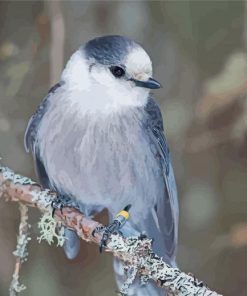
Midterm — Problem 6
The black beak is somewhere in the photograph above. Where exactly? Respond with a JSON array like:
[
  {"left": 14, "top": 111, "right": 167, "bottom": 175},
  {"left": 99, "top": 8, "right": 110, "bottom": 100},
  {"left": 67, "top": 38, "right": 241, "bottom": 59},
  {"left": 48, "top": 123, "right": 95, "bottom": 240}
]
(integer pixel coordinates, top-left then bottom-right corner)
[{"left": 131, "top": 77, "right": 161, "bottom": 89}]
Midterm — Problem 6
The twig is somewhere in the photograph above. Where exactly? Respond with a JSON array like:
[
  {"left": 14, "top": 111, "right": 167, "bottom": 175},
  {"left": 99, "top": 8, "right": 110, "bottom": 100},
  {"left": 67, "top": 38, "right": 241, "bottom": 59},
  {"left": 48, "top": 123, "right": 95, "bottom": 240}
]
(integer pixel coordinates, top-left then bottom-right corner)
[
  {"left": 9, "top": 203, "right": 31, "bottom": 296},
  {"left": 0, "top": 165, "right": 222, "bottom": 296}
]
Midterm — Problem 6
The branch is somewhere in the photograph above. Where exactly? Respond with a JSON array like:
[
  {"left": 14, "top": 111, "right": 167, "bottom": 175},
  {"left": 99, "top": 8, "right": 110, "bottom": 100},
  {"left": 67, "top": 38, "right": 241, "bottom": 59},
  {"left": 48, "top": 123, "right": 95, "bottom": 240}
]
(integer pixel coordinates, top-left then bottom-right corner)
[
  {"left": 9, "top": 203, "right": 30, "bottom": 296},
  {"left": 0, "top": 165, "right": 222, "bottom": 296},
  {"left": 48, "top": 0, "right": 65, "bottom": 86}
]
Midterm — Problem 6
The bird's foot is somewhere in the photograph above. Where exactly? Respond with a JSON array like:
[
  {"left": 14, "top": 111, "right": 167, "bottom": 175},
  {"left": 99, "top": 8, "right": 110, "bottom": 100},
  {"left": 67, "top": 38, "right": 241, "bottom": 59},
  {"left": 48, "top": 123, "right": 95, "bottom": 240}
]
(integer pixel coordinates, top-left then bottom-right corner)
[
  {"left": 51, "top": 196, "right": 80, "bottom": 217},
  {"left": 92, "top": 204, "right": 131, "bottom": 253},
  {"left": 138, "top": 232, "right": 147, "bottom": 240},
  {"left": 92, "top": 220, "right": 122, "bottom": 253}
]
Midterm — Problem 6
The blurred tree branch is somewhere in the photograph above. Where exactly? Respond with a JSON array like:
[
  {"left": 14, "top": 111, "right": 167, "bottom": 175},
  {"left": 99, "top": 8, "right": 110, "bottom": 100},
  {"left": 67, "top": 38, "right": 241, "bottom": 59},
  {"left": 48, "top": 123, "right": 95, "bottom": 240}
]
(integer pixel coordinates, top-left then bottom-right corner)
[
  {"left": 48, "top": 0, "right": 65, "bottom": 86},
  {"left": 187, "top": 51, "right": 247, "bottom": 153},
  {"left": 0, "top": 165, "right": 221, "bottom": 296},
  {"left": 9, "top": 204, "right": 30, "bottom": 296}
]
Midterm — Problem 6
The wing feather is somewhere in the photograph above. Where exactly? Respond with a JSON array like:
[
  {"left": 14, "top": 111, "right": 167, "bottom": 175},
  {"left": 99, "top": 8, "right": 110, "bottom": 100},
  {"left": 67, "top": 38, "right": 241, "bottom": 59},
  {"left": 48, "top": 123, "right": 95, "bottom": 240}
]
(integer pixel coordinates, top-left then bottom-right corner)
[
  {"left": 145, "top": 97, "right": 179, "bottom": 261},
  {"left": 24, "top": 82, "right": 62, "bottom": 152},
  {"left": 24, "top": 82, "right": 62, "bottom": 188}
]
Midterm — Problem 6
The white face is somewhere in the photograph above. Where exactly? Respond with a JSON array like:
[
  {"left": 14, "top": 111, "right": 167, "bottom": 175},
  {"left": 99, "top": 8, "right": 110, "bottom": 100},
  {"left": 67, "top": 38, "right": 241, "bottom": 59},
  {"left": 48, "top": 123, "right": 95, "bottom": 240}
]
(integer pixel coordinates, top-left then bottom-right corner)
[
  {"left": 61, "top": 47, "right": 153, "bottom": 114},
  {"left": 124, "top": 47, "right": 153, "bottom": 81}
]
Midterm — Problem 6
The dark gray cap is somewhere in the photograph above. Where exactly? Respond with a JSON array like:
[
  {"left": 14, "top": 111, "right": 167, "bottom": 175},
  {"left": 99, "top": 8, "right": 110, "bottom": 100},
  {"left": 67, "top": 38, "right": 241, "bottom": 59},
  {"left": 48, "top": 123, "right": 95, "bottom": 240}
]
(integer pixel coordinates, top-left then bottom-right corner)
[{"left": 84, "top": 35, "right": 139, "bottom": 65}]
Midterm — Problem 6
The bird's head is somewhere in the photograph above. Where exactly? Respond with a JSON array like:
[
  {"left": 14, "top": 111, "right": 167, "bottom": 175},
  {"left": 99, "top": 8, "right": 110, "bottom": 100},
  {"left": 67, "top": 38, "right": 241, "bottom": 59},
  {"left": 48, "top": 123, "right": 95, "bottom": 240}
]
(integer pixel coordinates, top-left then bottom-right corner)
[{"left": 61, "top": 35, "right": 161, "bottom": 112}]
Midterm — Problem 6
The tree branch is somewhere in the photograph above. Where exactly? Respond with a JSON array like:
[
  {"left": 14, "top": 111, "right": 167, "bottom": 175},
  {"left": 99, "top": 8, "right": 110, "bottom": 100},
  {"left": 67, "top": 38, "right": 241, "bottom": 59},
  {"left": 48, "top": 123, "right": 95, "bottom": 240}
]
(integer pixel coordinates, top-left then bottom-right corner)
[
  {"left": 48, "top": 0, "right": 65, "bottom": 86},
  {"left": 0, "top": 165, "right": 222, "bottom": 296},
  {"left": 9, "top": 203, "right": 30, "bottom": 296}
]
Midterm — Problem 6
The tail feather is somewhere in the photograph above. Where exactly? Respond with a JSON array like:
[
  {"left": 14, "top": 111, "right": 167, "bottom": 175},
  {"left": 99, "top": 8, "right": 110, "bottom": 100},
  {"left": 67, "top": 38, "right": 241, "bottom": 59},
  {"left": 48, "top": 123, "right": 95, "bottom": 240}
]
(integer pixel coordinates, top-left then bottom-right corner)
[{"left": 63, "top": 228, "right": 80, "bottom": 259}]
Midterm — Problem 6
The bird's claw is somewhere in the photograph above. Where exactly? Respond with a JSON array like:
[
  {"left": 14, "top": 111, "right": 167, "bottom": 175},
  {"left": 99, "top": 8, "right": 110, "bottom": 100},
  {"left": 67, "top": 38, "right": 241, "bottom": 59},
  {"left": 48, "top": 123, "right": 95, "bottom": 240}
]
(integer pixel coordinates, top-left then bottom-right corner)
[
  {"left": 92, "top": 225, "right": 104, "bottom": 237},
  {"left": 99, "top": 227, "right": 111, "bottom": 253},
  {"left": 92, "top": 205, "right": 131, "bottom": 253},
  {"left": 51, "top": 196, "right": 80, "bottom": 217},
  {"left": 51, "top": 199, "right": 64, "bottom": 217},
  {"left": 138, "top": 233, "right": 147, "bottom": 240},
  {"left": 93, "top": 204, "right": 132, "bottom": 253},
  {"left": 92, "top": 221, "right": 124, "bottom": 253},
  {"left": 94, "top": 222, "right": 119, "bottom": 253}
]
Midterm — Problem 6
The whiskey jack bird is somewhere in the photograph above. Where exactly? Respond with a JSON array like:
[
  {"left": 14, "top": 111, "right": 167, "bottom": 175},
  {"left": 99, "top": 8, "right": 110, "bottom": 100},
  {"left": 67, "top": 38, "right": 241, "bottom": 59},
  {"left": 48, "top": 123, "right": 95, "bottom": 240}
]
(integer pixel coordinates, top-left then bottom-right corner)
[{"left": 24, "top": 35, "right": 179, "bottom": 295}]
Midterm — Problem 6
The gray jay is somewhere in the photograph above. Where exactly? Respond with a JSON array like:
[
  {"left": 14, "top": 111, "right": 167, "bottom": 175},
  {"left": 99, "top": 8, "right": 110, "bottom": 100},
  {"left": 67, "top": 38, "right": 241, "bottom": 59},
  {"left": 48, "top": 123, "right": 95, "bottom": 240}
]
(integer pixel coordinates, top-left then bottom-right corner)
[{"left": 24, "top": 35, "right": 179, "bottom": 295}]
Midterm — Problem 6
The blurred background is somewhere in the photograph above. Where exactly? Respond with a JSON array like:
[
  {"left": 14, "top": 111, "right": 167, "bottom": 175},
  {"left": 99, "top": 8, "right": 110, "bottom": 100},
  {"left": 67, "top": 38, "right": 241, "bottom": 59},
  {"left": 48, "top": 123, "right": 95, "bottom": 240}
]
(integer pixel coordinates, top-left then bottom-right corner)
[{"left": 0, "top": 1, "right": 247, "bottom": 295}]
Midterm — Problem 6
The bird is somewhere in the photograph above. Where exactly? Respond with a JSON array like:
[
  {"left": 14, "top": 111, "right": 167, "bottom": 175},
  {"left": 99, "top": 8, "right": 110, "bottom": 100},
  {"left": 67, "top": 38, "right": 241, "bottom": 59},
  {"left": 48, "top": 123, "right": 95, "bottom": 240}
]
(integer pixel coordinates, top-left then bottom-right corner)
[{"left": 24, "top": 35, "right": 179, "bottom": 295}]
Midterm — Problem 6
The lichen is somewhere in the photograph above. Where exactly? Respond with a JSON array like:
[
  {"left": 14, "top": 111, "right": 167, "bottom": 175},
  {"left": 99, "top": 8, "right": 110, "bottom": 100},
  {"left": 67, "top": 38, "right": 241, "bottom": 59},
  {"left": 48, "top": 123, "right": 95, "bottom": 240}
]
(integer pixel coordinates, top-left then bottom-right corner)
[
  {"left": 119, "top": 265, "right": 138, "bottom": 295},
  {"left": 31, "top": 189, "right": 54, "bottom": 209},
  {"left": 0, "top": 166, "right": 36, "bottom": 185},
  {"left": 1, "top": 164, "right": 222, "bottom": 296},
  {"left": 108, "top": 233, "right": 220, "bottom": 296},
  {"left": 0, "top": 167, "right": 65, "bottom": 247},
  {"left": 37, "top": 212, "right": 65, "bottom": 246},
  {"left": 13, "top": 229, "right": 31, "bottom": 262},
  {"left": 9, "top": 204, "right": 30, "bottom": 296},
  {"left": 108, "top": 234, "right": 153, "bottom": 295},
  {"left": 9, "top": 274, "right": 26, "bottom": 295}
]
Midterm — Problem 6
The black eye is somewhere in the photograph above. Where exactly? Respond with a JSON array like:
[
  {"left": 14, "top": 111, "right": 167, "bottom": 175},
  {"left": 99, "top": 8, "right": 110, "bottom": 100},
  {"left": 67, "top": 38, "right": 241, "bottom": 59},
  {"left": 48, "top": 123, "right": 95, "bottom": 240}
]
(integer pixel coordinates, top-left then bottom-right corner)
[{"left": 109, "top": 66, "right": 125, "bottom": 78}]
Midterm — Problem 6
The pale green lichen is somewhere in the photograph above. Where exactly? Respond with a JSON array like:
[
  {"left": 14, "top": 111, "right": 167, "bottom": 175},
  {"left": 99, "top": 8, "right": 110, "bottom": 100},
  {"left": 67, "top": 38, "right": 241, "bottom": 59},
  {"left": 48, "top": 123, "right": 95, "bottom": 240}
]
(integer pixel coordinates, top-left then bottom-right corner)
[
  {"left": 9, "top": 204, "right": 30, "bottom": 296},
  {"left": 31, "top": 189, "right": 54, "bottom": 209},
  {"left": 13, "top": 214, "right": 31, "bottom": 263},
  {"left": 13, "top": 230, "right": 31, "bottom": 262},
  {"left": 9, "top": 274, "right": 26, "bottom": 296},
  {"left": 37, "top": 212, "right": 65, "bottom": 247},
  {"left": 0, "top": 165, "right": 36, "bottom": 186},
  {"left": 0, "top": 166, "right": 65, "bottom": 247}
]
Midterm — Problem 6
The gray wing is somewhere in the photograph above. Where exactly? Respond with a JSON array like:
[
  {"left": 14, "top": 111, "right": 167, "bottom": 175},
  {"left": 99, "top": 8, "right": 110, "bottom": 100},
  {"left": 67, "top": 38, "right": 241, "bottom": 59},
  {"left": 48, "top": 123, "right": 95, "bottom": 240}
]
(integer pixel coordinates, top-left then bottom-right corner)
[
  {"left": 25, "top": 82, "right": 81, "bottom": 259},
  {"left": 145, "top": 97, "right": 179, "bottom": 262},
  {"left": 24, "top": 82, "right": 62, "bottom": 188}
]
